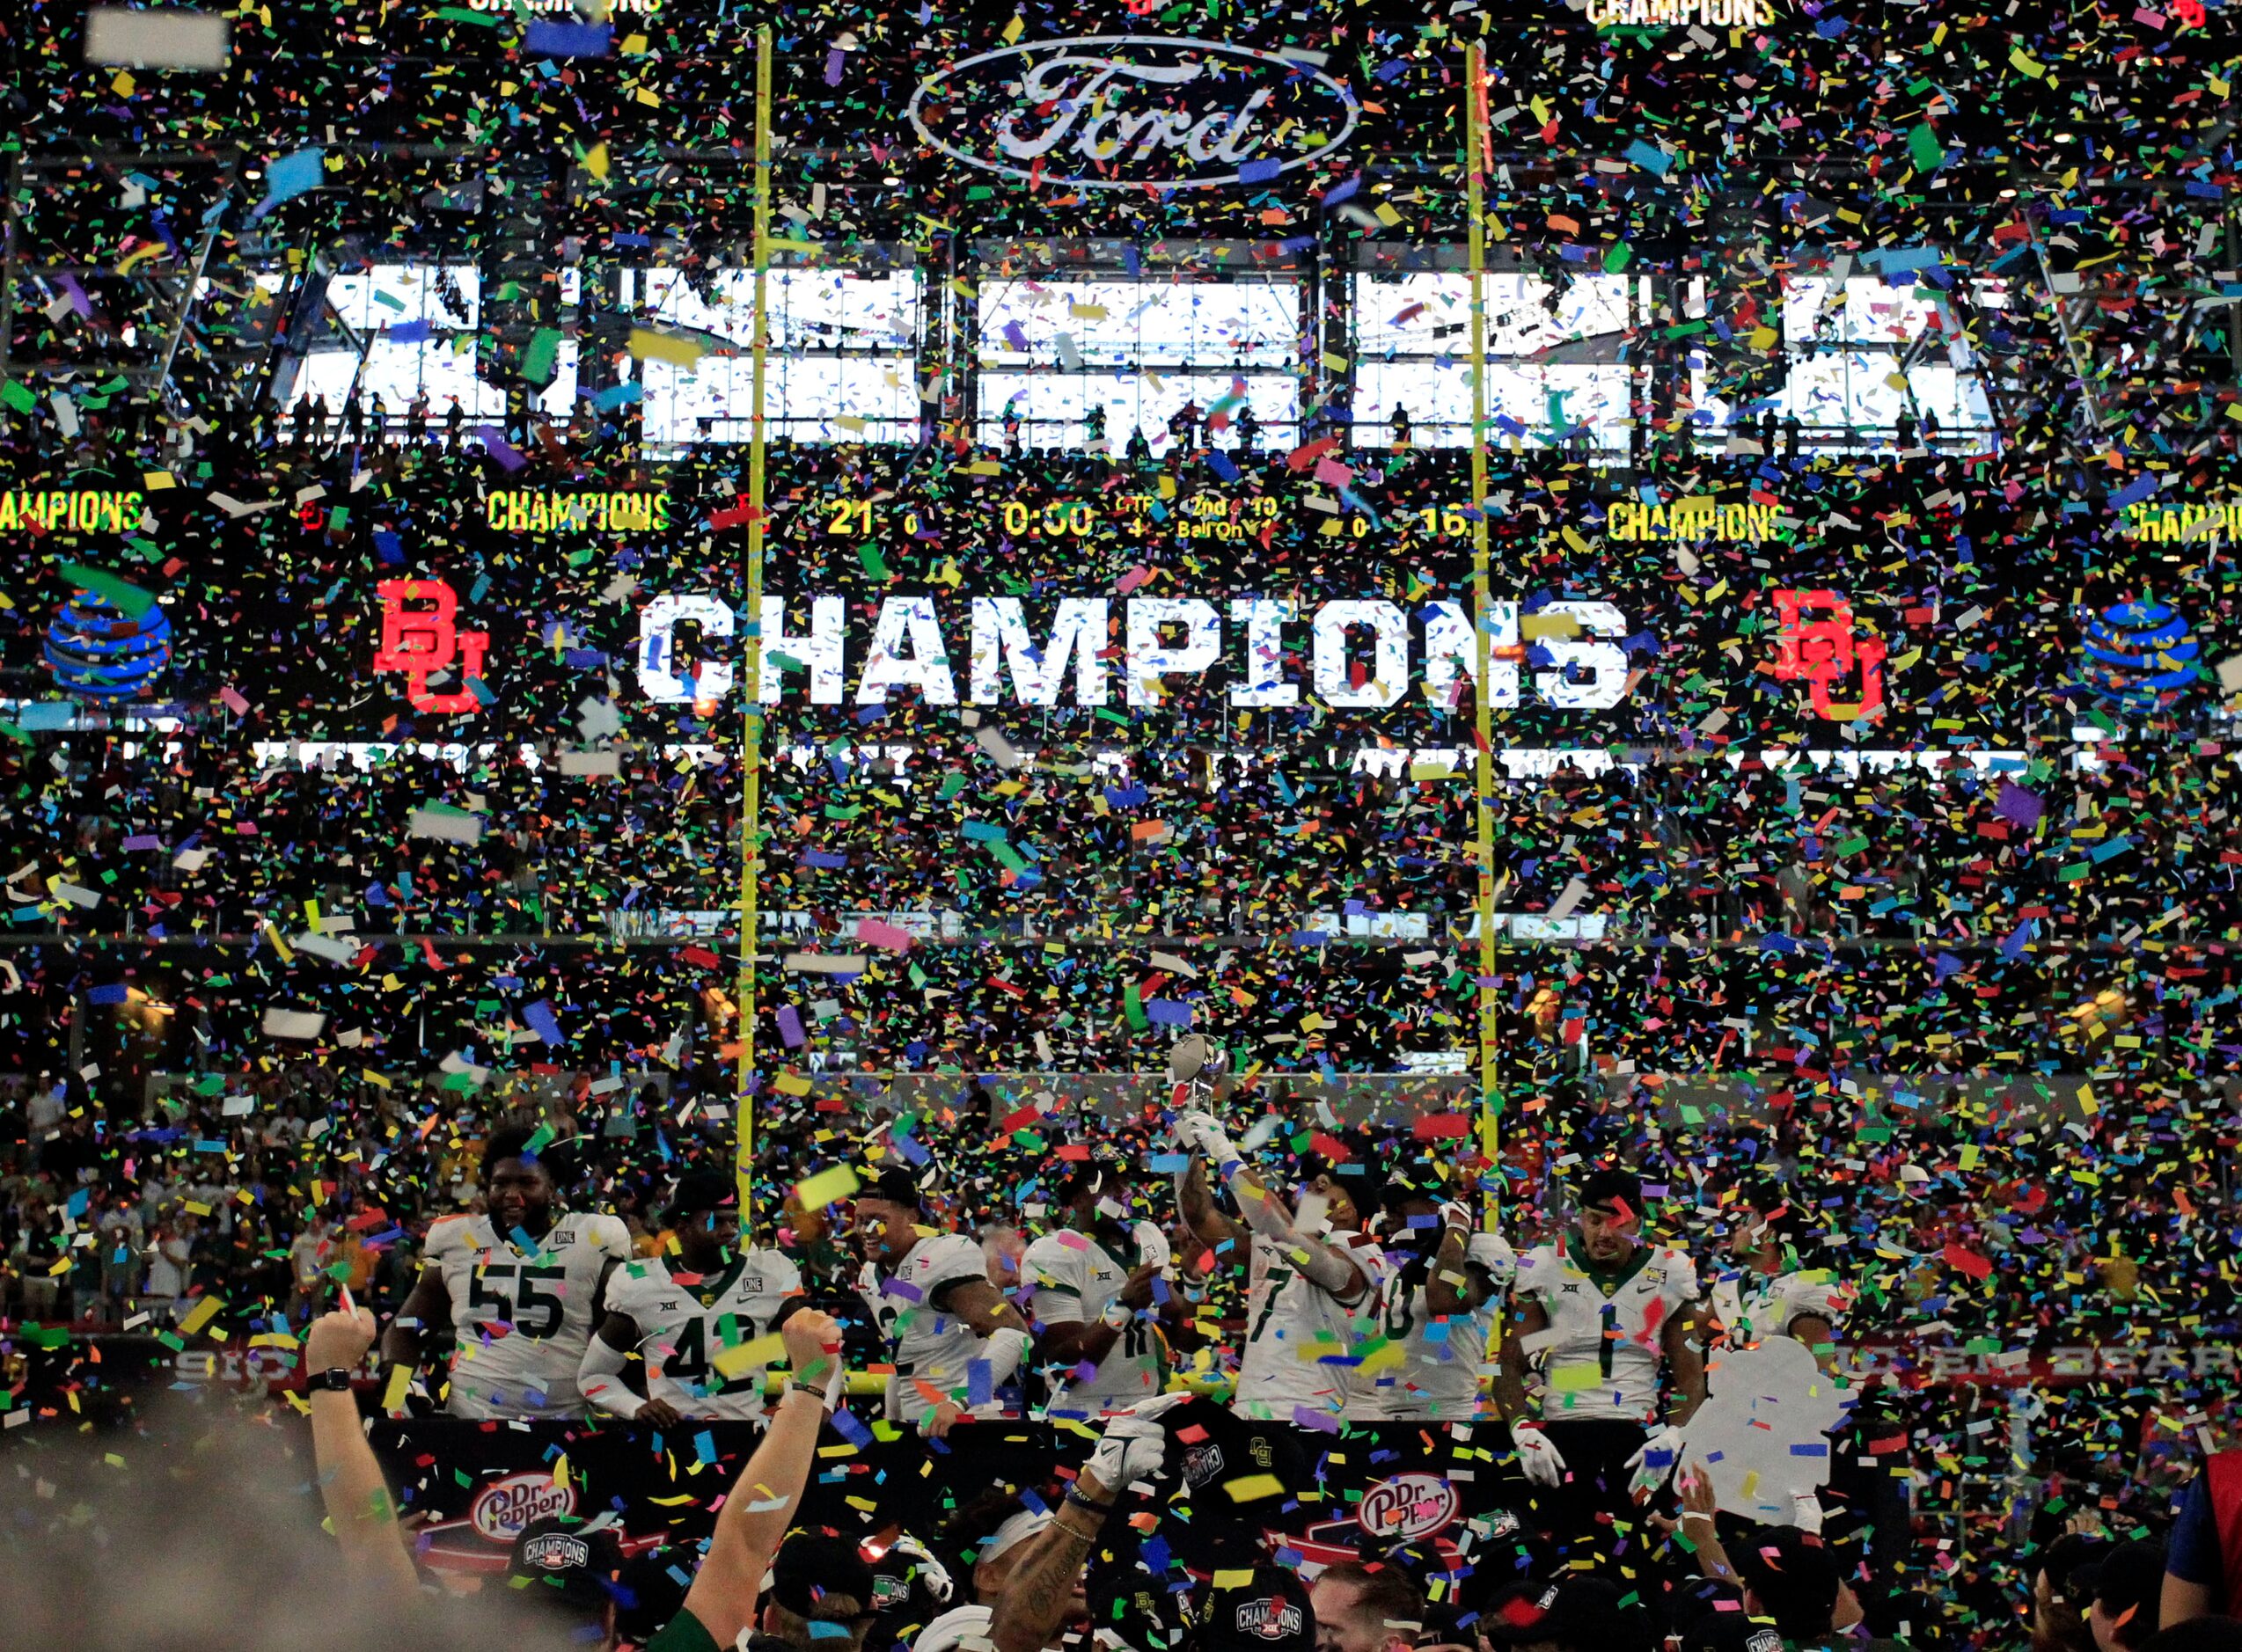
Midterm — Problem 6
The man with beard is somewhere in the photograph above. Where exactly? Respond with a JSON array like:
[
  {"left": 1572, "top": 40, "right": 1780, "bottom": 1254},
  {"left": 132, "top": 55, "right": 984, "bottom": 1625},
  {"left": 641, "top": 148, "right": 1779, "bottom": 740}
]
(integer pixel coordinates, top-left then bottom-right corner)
[
  {"left": 1494, "top": 1166, "right": 1705, "bottom": 1566},
  {"left": 1022, "top": 1158, "right": 1193, "bottom": 1419},
  {"left": 579, "top": 1168, "right": 806, "bottom": 1423},
  {"left": 852, "top": 1166, "right": 1033, "bottom": 1435}
]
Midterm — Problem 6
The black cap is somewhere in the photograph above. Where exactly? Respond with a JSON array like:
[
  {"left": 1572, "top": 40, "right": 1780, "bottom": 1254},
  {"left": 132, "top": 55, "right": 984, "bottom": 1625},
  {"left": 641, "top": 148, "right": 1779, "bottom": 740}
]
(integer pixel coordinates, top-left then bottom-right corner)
[
  {"left": 1191, "top": 1565, "right": 1315, "bottom": 1652},
  {"left": 866, "top": 1166, "right": 927, "bottom": 1211},
  {"left": 665, "top": 1169, "right": 739, "bottom": 1225},
  {"left": 2039, "top": 1533, "right": 2113, "bottom": 1612},
  {"left": 505, "top": 1515, "right": 623, "bottom": 1625},
  {"left": 2090, "top": 1541, "right": 2166, "bottom": 1648},
  {"left": 769, "top": 1530, "right": 878, "bottom": 1622},
  {"left": 1483, "top": 1577, "right": 1657, "bottom": 1652},
  {"left": 1726, "top": 1525, "right": 1842, "bottom": 1641}
]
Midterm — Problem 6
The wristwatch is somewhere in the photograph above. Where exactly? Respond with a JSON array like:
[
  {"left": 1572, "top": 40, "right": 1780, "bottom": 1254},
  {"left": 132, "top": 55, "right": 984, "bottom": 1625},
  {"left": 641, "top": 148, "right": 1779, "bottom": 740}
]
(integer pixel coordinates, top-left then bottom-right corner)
[{"left": 308, "top": 1368, "right": 355, "bottom": 1393}]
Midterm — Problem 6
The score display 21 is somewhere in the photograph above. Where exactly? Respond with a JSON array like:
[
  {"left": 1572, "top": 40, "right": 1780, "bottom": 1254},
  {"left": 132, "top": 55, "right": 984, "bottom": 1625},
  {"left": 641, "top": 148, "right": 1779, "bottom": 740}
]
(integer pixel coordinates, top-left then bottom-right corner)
[{"left": 818, "top": 496, "right": 1473, "bottom": 540}]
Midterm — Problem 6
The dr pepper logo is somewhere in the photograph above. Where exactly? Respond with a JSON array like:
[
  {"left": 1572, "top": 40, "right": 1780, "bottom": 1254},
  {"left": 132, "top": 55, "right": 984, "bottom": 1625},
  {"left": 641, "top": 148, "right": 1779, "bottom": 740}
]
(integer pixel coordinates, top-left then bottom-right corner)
[{"left": 470, "top": 1472, "right": 577, "bottom": 1542}]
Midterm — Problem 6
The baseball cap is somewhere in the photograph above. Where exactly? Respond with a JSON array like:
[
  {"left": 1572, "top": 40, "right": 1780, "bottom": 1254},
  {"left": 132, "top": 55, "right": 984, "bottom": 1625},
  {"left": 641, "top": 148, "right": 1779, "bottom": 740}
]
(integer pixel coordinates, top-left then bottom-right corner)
[
  {"left": 1483, "top": 1576, "right": 1657, "bottom": 1652},
  {"left": 1725, "top": 1525, "right": 1841, "bottom": 1641},
  {"left": 506, "top": 1515, "right": 624, "bottom": 1625},
  {"left": 769, "top": 1530, "right": 878, "bottom": 1622},
  {"left": 2090, "top": 1541, "right": 2167, "bottom": 1647},
  {"left": 665, "top": 1168, "right": 739, "bottom": 1224},
  {"left": 2040, "top": 1533, "right": 2113, "bottom": 1612},
  {"left": 866, "top": 1166, "right": 929, "bottom": 1210},
  {"left": 1191, "top": 1565, "right": 1315, "bottom": 1652}
]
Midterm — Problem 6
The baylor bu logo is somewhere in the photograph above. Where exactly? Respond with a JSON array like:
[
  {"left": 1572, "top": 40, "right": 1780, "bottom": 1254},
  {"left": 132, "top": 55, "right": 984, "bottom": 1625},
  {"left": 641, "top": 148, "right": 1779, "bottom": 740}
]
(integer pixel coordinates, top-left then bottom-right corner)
[
  {"left": 374, "top": 579, "right": 490, "bottom": 715},
  {"left": 907, "top": 36, "right": 1359, "bottom": 190}
]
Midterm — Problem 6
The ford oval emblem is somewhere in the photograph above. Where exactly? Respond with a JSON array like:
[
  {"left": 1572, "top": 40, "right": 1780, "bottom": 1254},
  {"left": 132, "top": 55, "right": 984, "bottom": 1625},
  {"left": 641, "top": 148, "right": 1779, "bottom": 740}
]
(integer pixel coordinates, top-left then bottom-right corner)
[{"left": 905, "top": 35, "right": 1359, "bottom": 191}]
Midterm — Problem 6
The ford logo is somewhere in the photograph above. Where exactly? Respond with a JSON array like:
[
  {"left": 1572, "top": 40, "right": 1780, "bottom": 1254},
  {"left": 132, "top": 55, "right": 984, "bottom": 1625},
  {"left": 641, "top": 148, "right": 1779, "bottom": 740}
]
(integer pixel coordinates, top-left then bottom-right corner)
[
  {"left": 1354, "top": 1471, "right": 1460, "bottom": 1539},
  {"left": 905, "top": 35, "right": 1359, "bottom": 191}
]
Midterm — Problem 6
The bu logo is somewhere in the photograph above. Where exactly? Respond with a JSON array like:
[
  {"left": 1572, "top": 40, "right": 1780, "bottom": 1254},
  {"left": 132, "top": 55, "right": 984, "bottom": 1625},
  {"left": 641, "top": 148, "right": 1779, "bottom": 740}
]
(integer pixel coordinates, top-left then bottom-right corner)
[
  {"left": 1768, "top": 588, "right": 1886, "bottom": 721},
  {"left": 374, "top": 579, "right": 489, "bottom": 714}
]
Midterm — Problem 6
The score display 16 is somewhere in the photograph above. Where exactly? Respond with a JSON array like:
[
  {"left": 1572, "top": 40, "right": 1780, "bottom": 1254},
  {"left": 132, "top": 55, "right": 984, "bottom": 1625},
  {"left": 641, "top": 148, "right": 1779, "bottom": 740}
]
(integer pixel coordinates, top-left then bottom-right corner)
[{"left": 817, "top": 496, "right": 1474, "bottom": 540}]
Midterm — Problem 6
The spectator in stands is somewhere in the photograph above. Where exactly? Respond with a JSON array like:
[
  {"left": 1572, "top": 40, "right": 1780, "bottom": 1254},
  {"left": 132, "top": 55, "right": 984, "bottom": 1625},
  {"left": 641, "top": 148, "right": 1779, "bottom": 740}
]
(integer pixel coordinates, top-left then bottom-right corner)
[
  {"left": 2166, "top": 1454, "right": 2242, "bottom": 1626},
  {"left": 2035, "top": 1534, "right": 2111, "bottom": 1652},
  {"left": 2095, "top": 1542, "right": 2167, "bottom": 1651}
]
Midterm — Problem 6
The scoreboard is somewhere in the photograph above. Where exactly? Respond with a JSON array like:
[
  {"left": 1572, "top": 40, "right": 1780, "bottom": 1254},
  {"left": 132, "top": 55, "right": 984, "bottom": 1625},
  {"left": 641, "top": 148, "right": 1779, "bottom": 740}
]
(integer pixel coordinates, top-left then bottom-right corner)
[{"left": 0, "top": 447, "right": 2098, "bottom": 761}]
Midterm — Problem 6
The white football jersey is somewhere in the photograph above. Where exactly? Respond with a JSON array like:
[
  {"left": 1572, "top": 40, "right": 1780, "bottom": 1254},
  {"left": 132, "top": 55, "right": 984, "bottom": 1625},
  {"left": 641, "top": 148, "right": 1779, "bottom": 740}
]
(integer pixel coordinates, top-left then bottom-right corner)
[
  {"left": 1232, "top": 1228, "right": 1388, "bottom": 1422},
  {"left": 1362, "top": 1232, "right": 1518, "bottom": 1422},
  {"left": 861, "top": 1232, "right": 1002, "bottom": 1423},
  {"left": 425, "top": 1210, "right": 632, "bottom": 1418},
  {"left": 603, "top": 1248, "right": 804, "bottom": 1420},
  {"left": 1710, "top": 1261, "right": 1850, "bottom": 1351},
  {"left": 1514, "top": 1239, "right": 1700, "bottom": 1424},
  {"left": 1024, "top": 1227, "right": 1162, "bottom": 1417}
]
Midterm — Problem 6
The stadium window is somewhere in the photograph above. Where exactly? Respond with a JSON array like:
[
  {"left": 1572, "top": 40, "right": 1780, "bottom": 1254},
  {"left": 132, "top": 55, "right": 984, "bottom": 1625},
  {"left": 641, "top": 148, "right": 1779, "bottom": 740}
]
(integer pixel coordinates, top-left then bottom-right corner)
[
  {"left": 633, "top": 267, "right": 920, "bottom": 447},
  {"left": 285, "top": 264, "right": 573, "bottom": 421},
  {"left": 973, "top": 275, "right": 1301, "bottom": 451},
  {"left": 1685, "top": 272, "right": 1997, "bottom": 455},
  {"left": 1352, "top": 269, "right": 1645, "bottom": 455}
]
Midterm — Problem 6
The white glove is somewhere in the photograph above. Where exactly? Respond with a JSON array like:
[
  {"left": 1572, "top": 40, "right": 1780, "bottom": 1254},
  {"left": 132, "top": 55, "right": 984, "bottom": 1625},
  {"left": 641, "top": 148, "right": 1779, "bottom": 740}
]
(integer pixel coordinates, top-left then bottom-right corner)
[
  {"left": 1512, "top": 1422, "right": 1567, "bottom": 1488},
  {"left": 1133, "top": 1221, "right": 1172, "bottom": 1273},
  {"left": 1438, "top": 1198, "right": 1474, "bottom": 1239},
  {"left": 1177, "top": 1111, "right": 1242, "bottom": 1173},
  {"left": 1790, "top": 1489, "right": 1825, "bottom": 1534},
  {"left": 1626, "top": 1423, "right": 1689, "bottom": 1496},
  {"left": 1085, "top": 1393, "right": 1189, "bottom": 1491},
  {"left": 881, "top": 1532, "right": 955, "bottom": 1604},
  {"left": 1172, "top": 1110, "right": 1217, "bottom": 1155}
]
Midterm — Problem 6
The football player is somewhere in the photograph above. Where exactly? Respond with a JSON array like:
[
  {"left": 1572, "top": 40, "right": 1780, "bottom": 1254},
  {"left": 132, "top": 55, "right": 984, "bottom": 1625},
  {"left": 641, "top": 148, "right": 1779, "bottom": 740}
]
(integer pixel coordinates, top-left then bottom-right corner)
[
  {"left": 380, "top": 1124, "right": 632, "bottom": 1418},
  {"left": 1175, "top": 1108, "right": 1387, "bottom": 1426},
  {"left": 579, "top": 1168, "right": 807, "bottom": 1425},
  {"left": 852, "top": 1166, "right": 1033, "bottom": 1436},
  {"left": 1493, "top": 1167, "right": 1705, "bottom": 1552},
  {"left": 1710, "top": 1175, "right": 1850, "bottom": 1363},
  {"left": 1022, "top": 1159, "right": 1191, "bottom": 1419},
  {"left": 1364, "top": 1175, "right": 1517, "bottom": 1423}
]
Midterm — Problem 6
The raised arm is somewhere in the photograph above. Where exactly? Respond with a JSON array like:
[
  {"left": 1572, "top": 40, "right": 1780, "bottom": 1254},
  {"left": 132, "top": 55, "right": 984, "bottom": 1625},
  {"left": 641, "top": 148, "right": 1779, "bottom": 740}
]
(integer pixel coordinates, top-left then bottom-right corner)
[
  {"left": 1425, "top": 1203, "right": 1500, "bottom": 1317},
  {"left": 1491, "top": 1296, "right": 1548, "bottom": 1422},
  {"left": 674, "top": 1309, "right": 845, "bottom": 1648},
  {"left": 988, "top": 1399, "right": 1180, "bottom": 1652},
  {"left": 1663, "top": 1299, "right": 1707, "bottom": 1426},
  {"left": 304, "top": 1306, "right": 421, "bottom": 1606},
  {"left": 1180, "top": 1115, "right": 1366, "bottom": 1303},
  {"left": 1176, "top": 1154, "right": 1242, "bottom": 1253},
  {"left": 377, "top": 1263, "right": 451, "bottom": 1411}
]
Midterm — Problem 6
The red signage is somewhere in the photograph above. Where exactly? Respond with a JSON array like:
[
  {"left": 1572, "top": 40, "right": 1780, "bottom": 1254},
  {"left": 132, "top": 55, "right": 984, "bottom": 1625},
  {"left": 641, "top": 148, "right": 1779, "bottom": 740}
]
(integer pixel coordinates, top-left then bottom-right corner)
[{"left": 373, "top": 579, "right": 489, "bottom": 715}]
